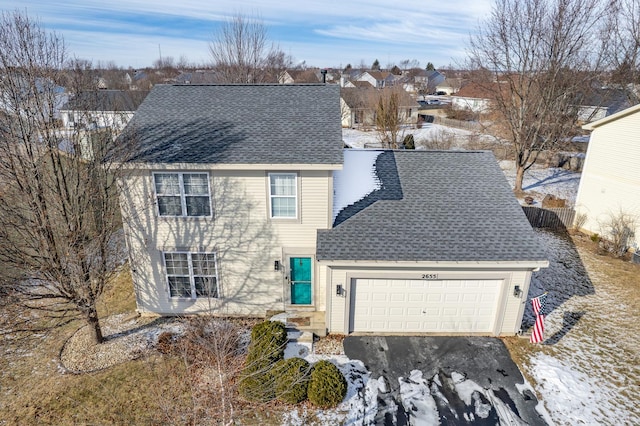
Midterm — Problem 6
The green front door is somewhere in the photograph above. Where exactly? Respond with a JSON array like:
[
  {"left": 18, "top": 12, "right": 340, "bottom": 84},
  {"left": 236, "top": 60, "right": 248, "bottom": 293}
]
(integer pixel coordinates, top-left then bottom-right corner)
[{"left": 290, "top": 257, "right": 312, "bottom": 305}]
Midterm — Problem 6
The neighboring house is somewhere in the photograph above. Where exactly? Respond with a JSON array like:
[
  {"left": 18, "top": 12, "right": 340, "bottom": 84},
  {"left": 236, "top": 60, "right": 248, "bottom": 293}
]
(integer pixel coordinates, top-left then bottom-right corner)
[
  {"left": 175, "top": 70, "right": 219, "bottom": 85},
  {"left": 576, "top": 87, "right": 631, "bottom": 123},
  {"left": 0, "top": 76, "right": 67, "bottom": 121},
  {"left": 436, "top": 78, "right": 463, "bottom": 95},
  {"left": 343, "top": 80, "right": 375, "bottom": 89},
  {"left": 414, "top": 69, "right": 446, "bottom": 93},
  {"left": 340, "top": 87, "right": 419, "bottom": 128},
  {"left": 279, "top": 69, "right": 321, "bottom": 84},
  {"left": 356, "top": 71, "right": 395, "bottom": 89},
  {"left": 575, "top": 104, "right": 640, "bottom": 250},
  {"left": 119, "top": 83, "right": 547, "bottom": 336},
  {"left": 451, "top": 82, "right": 496, "bottom": 113},
  {"left": 60, "top": 90, "right": 149, "bottom": 130}
]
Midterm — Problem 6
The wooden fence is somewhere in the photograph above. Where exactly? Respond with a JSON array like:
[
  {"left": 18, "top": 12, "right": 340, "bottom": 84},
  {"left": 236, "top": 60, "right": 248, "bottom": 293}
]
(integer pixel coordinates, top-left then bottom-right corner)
[
  {"left": 433, "top": 116, "right": 482, "bottom": 132},
  {"left": 522, "top": 206, "right": 576, "bottom": 230}
]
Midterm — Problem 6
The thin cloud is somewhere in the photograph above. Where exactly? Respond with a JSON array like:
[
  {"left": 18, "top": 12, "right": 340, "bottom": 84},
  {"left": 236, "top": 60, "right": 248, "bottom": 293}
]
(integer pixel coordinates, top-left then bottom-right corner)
[{"left": 2, "top": 0, "right": 492, "bottom": 68}]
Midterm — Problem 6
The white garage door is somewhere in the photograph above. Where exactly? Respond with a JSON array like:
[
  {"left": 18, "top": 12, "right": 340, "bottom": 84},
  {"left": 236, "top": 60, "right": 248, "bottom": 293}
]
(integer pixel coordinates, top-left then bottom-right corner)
[{"left": 350, "top": 278, "right": 502, "bottom": 333}]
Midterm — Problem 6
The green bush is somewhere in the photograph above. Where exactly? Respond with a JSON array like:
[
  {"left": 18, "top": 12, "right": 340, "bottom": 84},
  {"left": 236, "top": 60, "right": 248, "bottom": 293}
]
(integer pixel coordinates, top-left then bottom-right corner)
[
  {"left": 238, "top": 370, "right": 276, "bottom": 402},
  {"left": 590, "top": 233, "right": 600, "bottom": 243},
  {"left": 273, "top": 357, "right": 312, "bottom": 404},
  {"left": 403, "top": 134, "right": 415, "bottom": 150},
  {"left": 245, "top": 321, "right": 287, "bottom": 370},
  {"left": 238, "top": 321, "right": 288, "bottom": 402},
  {"left": 307, "top": 360, "right": 347, "bottom": 408}
]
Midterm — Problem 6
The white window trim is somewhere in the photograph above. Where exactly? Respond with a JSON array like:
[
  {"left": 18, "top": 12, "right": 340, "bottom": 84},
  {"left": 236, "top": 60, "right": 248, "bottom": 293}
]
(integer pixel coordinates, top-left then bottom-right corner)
[
  {"left": 153, "top": 172, "right": 213, "bottom": 218},
  {"left": 268, "top": 172, "right": 298, "bottom": 219},
  {"left": 163, "top": 251, "right": 220, "bottom": 299}
]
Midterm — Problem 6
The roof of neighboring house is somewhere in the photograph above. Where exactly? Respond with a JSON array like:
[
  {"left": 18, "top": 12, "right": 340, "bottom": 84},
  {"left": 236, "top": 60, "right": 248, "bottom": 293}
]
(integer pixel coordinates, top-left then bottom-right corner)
[
  {"left": 61, "top": 90, "right": 149, "bottom": 112},
  {"left": 341, "top": 87, "right": 419, "bottom": 109},
  {"left": 578, "top": 87, "right": 631, "bottom": 115},
  {"left": 124, "top": 84, "right": 343, "bottom": 165},
  {"left": 582, "top": 102, "right": 640, "bottom": 130},
  {"left": 359, "top": 71, "right": 393, "bottom": 81},
  {"left": 349, "top": 80, "right": 375, "bottom": 88},
  {"left": 282, "top": 69, "right": 321, "bottom": 83},
  {"left": 316, "top": 150, "right": 547, "bottom": 262},
  {"left": 453, "top": 82, "right": 497, "bottom": 100},
  {"left": 175, "top": 70, "right": 219, "bottom": 84}
]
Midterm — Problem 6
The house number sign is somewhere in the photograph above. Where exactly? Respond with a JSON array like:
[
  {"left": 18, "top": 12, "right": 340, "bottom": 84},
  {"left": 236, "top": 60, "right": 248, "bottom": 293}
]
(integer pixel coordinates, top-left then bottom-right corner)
[{"left": 421, "top": 274, "right": 439, "bottom": 280}]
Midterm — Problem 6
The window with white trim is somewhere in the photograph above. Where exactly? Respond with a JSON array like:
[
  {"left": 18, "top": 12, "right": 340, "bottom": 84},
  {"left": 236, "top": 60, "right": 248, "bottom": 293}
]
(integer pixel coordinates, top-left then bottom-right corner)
[
  {"left": 269, "top": 173, "right": 297, "bottom": 218},
  {"left": 154, "top": 172, "right": 211, "bottom": 217},
  {"left": 163, "top": 252, "right": 219, "bottom": 298}
]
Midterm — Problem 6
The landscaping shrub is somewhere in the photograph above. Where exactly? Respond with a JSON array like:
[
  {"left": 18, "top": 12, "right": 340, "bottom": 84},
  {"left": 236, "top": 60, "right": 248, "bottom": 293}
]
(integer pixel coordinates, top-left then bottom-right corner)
[
  {"left": 239, "top": 320, "right": 288, "bottom": 402},
  {"left": 237, "top": 369, "right": 276, "bottom": 402},
  {"left": 273, "top": 357, "right": 312, "bottom": 404},
  {"left": 403, "top": 134, "right": 415, "bottom": 150},
  {"left": 307, "top": 360, "right": 347, "bottom": 408},
  {"left": 245, "top": 321, "right": 287, "bottom": 370}
]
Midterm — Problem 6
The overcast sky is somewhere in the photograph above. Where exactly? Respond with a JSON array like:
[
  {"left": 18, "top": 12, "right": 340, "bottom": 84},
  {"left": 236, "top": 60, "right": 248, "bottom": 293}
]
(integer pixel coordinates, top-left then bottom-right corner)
[{"left": 2, "top": 1, "right": 493, "bottom": 69}]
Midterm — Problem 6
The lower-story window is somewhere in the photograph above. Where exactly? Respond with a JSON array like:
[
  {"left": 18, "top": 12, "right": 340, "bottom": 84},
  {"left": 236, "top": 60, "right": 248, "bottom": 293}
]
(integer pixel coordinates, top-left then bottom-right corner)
[{"left": 163, "top": 252, "right": 219, "bottom": 298}]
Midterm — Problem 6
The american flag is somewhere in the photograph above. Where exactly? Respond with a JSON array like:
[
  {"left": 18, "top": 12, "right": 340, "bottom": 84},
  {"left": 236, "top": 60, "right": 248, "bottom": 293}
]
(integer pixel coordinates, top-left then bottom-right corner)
[{"left": 530, "top": 293, "right": 548, "bottom": 344}]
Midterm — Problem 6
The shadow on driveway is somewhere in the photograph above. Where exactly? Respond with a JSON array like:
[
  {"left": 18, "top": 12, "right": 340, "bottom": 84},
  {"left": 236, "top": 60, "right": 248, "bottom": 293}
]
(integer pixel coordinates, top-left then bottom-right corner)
[{"left": 344, "top": 336, "right": 547, "bottom": 425}]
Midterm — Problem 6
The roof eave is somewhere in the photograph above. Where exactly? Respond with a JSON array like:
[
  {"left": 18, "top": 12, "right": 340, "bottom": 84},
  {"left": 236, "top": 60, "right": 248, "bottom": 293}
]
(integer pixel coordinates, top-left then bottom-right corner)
[
  {"left": 121, "top": 162, "right": 344, "bottom": 171},
  {"left": 316, "top": 259, "right": 549, "bottom": 269}
]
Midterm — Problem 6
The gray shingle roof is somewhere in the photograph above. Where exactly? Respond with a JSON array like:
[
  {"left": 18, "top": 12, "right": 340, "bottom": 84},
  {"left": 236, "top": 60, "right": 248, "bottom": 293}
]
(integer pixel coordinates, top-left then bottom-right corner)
[
  {"left": 316, "top": 150, "right": 547, "bottom": 262},
  {"left": 62, "top": 90, "right": 149, "bottom": 112},
  {"left": 124, "top": 84, "right": 343, "bottom": 165}
]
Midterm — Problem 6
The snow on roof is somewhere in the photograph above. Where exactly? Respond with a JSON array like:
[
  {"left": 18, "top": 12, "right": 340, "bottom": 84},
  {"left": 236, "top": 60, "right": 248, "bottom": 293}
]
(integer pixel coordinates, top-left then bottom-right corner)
[{"left": 332, "top": 149, "right": 382, "bottom": 221}]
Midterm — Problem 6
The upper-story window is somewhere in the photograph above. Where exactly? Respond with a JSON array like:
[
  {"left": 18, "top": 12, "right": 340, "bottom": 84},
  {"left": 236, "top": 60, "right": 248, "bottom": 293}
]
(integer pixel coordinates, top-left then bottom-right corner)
[
  {"left": 154, "top": 172, "right": 211, "bottom": 217},
  {"left": 269, "top": 173, "right": 297, "bottom": 219}
]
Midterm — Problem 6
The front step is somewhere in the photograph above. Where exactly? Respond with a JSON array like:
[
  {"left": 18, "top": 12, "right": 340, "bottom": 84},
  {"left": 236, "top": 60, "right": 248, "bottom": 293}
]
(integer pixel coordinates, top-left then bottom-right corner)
[
  {"left": 286, "top": 328, "right": 314, "bottom": 357},
  {"left": 268, "top": 311, "right": 327, "bottom": 337}
]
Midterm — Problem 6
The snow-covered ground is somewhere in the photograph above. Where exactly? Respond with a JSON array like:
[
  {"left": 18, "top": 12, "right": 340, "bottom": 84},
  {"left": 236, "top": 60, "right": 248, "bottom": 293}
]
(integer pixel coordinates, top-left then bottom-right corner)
[
  {"left": 342, "top": 123, "right": 489, "bottom": 150},
  {"left": 500, "top": 161, "right": 581, "bottom": 206}
]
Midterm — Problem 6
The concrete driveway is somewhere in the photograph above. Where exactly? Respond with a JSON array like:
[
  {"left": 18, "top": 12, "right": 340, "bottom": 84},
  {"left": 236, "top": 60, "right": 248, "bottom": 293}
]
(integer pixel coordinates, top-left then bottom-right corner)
[{"left": 343, "top": 336, "right": 546, "bottom": 425}]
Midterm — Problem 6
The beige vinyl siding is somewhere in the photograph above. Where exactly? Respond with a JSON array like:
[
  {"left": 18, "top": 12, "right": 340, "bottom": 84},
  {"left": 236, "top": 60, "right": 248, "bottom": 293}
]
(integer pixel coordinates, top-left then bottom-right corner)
[
  {"left": 272, "top": 170, "right": 333, "bottom": 248},
  {"left": 324, "top": 264, "right": 534, "bottom": 336},
  {"left": 120, "top": 167, "right": 332, "bottom": 316},
  {"left": 499, "top": 270, "right": 532, "bottom": 335},
  {"left": 576, "top": 110, "right": 640, "bottom": 246}
]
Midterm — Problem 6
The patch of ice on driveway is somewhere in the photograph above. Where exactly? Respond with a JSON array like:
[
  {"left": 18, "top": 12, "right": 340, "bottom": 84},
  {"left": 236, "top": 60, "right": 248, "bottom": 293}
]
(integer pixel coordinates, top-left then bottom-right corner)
[{"left": 398, "top": 370, "right": 440, "bottom": 426}]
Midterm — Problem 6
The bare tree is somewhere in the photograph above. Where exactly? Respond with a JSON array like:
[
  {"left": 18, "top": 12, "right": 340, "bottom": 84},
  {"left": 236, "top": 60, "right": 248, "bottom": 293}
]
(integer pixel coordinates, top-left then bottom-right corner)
[
  {"left": 372, "top": 86, "right": 414, "bottom": 148},
  {"left": 209, "top": 13, "right": 288, "bottom": 83},
  {"left": 605, "top": 0, "right": 640, "bottom": 104},
  {"left": 467, "top": 0, "right": 609, "bottom": 192},
  {"left": 0, "top": 11, "right": 134, "bottom": 344}
]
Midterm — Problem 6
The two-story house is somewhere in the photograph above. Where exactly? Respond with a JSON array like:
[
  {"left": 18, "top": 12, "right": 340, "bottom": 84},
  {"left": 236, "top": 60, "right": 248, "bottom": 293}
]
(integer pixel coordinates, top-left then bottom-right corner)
[{"left": 119, "top": 84, "right": 547, "bottom": 336}]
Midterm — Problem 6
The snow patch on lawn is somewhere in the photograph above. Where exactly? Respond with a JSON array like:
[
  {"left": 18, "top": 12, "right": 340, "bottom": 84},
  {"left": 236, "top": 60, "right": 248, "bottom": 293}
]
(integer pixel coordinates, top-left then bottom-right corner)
[
  {"left": 499, "top": 160, "right": 581, "bottom": 205},
  {"left": 530, "top": 353, "right": 604, "bottom": 424}
]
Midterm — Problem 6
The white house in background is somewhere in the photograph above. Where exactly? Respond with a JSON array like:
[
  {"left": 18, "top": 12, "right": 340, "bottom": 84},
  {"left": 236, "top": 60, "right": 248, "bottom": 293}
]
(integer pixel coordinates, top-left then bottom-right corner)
[
  {"left": 60, "top": 90, "right": 148, "bottom": 131},
  {"left": 119, "top": 83, "right": 547, "bottom": 337},
  {"left": 356, "top": 71, "right": 395, "bottom": 89},
  {"left": 451, "top": 82, "right": 495, "bottom": 114},
  {"left": 575, "top": 104, "right": 640, "bottom": 250}
]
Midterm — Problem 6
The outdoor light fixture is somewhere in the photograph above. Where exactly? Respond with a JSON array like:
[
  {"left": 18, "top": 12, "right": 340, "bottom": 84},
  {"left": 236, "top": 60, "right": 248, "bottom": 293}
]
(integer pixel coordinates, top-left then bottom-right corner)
[
  {"left": 336, "top": 284, "right": 344, "bottom": 296},
  {"left": 274, "top": 260, "right": 280, "bottom": 271},
  {"left": 513, "top": 285, "right": 522, "bottom": 298}
]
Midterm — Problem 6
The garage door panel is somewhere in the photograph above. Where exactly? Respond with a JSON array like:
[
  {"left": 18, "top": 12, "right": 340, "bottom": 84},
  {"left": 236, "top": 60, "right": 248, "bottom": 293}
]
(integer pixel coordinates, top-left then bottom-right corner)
[{"left": 351, "top": 278, "right": 502, "bottom": 333}]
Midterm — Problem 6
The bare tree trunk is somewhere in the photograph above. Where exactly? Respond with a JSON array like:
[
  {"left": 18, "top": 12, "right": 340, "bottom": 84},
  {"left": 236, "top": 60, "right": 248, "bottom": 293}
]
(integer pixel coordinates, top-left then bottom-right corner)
[
  {"left": 515, "top": 164, "right": 526, "bottom": 193},
  {"left": 86, "top": 307, "right": 104, "bottom": 344}
]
